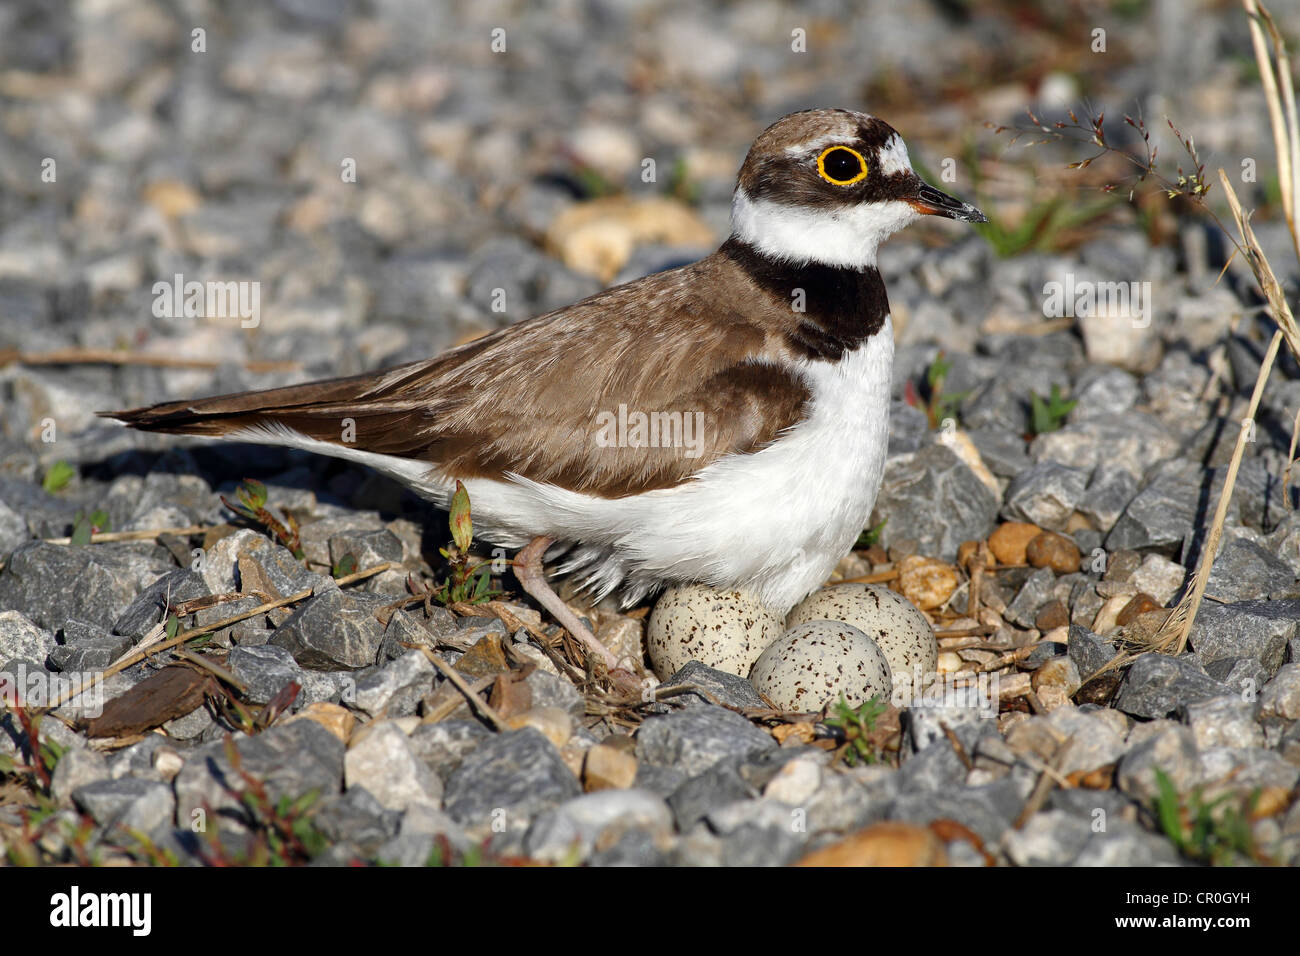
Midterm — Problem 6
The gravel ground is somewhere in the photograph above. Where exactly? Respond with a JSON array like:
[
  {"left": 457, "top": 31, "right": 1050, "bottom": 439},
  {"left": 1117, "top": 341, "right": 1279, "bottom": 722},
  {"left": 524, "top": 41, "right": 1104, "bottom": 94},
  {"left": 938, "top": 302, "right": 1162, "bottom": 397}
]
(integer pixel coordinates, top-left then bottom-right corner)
[{"left": 1, "top": 0, "right": 1299, "bottom": 866}]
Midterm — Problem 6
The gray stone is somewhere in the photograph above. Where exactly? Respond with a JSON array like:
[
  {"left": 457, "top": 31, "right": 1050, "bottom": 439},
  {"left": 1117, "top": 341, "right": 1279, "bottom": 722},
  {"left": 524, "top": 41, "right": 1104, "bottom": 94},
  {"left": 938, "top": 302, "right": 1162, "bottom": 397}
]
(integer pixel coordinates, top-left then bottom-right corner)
[
  {"left": 1032, "top": 413, "right": 1179, "bottom": 478},
  {"left": 1129, "top": 554, "right": 1187, "bottom": 606},
  {"left": 194, "top": 595, "right": 267, "bottom": 642},
  {"left": 1070, "top": 367, "right": 1140, "bottom": 420},
  {"left": 442, "top": 728, "right": 581, "bottom": 833},
  {"left": 112, "top": 568, "right": 209, "bottom": 641},
  {"left": 1073, "top": 818, "right": 1182, "bottom": 866},
  {"left": 899, "top": 721, "right": 999, "bottom": 793},
  {"left": 666, "top": 756, "right": 758, "bottom": 830},
  {"left": 870, "top": 444, "right": 999, "bottom": 558},
  {"left": 345, "top": 721, "right": 442, "bottom": 812},
  {"left": 524, "top": 789, "right": 673, "bottom": 864},
  {"left": 1259, "top": 663, "right": 1300, "bottom": 721},
  {"left": 328, "top": 528, "right": 402, "bottom": 571},
  {"left": 50, "top": 746, "right": 110, "bottom": 806},
  {"left": 1077, "top": 467, "right": 1139, "bottom": 533},
  {"left": 887, "top": 785, "right": 1014, "bottom": 845},
  {"left": 1005, "top": 567, "right": 1057, "bottom": 628},
  {"left": 1187, "top": 599, "right": 1297, "bottom": 677},
  {"left": 237, "top": 539, "right": 332, "bottom": 599},
  {"left": 353, "top": 649, "right": 434, "bottom": 718},
  {"left": 967, "top": 427, "right": 1030, "bottom": 479},
  {"left": 48, "top": 620, "right": 131, "bottom": 672},
  {"left": 0, "top": 610, "right": 56, "bottom": 665},
  {"left": 636, "top": 707, "right": 775, "bottom": 776},
  {"left": 633, "top": 763, "right": 689, "bottom": 799},
  {"left": 1198, "top": 746, "right": 1299, "bottom": 795},
  {"left": 904, "top": 696, "right": 999, "bottom": 754},
  {"left": 588, "top": 828, "right": 672, "bottom": 866},
  {"left": 661, "top": 661, "right": 767, "bottom": 710},
  {"left": 706, "top": 800, "right": 811, "bottom": 866},
  {"left": 0, "top": 498, "right": 31, "bottom": 560},
  {"left": 1045, "top": 707, "right": 1128, "bottom": 776},
  {"left": 524, "top": 669, "right": 585, "bottom": 718},
  {"left": 1117, "top": 723, "right": 1200, "bottom": 802},
  {"left": 311, "top": 786, "right": 401, "bottom": 857},
  {"left": 1107, "top": 464, "right": 1219, "bottom": 551},
  {"left": 1182, "top": 695, "right": 1263, "bottom": 750},
  {"left": 376, "top": 608, "right": 428, "bottom": 663},
  {"left": 1203, "top": 657, "right": 1270, "bottom": 701},
  {"left": 1003, "top": 809, "right": 1093, "bottom": 865},
  {"left": 376, "top": 799, "right": 471, "bottom": 866},
  {"left": 1068, "top": 624, "right": 1117, "bottom": 680},
  {"left": 72, "top": 777, "right": 175, "bottom": 834},
  {"left": 409, "top": 720, "right": 492, "bottom": 781},
  {"left": 162, "top": 705, "right": 214, "bottom": 741},
  {"left": 1202, "top": 537, "right": 1297, "bottom": 603},
  {"left": 228, "top": 644, "right": 303, "bottom": 705},
  {"left": 1002, "top": 461, "right": 1088, "bottom": 531},
  {"left": 1114, "top": 653, "right": 1232, "bottom": 719},
  {"left": 270, "top": 587, "right": 386, "bottom": 669},
  {"left": 887, "top": 399, "right": 930, "bottom": 456},
  {"left": 174, "top": 720, "right": 344, "bottom": 825},
  {"left": 0, "top": 542, "right": 161, "bottom": 631}
]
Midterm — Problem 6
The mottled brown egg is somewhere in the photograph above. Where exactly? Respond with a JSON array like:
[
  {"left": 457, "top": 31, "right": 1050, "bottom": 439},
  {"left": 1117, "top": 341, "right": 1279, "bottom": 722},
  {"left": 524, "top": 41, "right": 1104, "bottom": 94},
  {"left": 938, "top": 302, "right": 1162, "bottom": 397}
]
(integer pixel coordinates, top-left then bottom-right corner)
[
  {"left": 647, "top": 584, "right": 785, "bottom": 680},
  {"left": 749, "top": 620, "right": 893, "bottom": 712},
  {"left": 785, "top": 583, "right": 937, "bottom": 685}
]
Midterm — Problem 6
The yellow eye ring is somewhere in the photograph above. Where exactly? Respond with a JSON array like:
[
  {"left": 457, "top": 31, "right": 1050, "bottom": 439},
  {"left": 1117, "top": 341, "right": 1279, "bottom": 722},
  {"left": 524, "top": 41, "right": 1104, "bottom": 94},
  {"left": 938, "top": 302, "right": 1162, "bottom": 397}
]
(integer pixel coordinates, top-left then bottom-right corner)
[{"left": 816, "top": 145, "right": 868, "bottom": 185}]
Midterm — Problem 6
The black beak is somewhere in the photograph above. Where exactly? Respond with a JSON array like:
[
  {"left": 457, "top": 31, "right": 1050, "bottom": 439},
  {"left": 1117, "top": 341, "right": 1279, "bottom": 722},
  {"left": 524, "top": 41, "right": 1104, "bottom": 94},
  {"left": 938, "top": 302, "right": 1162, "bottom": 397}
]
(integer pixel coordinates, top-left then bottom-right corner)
[{"left": 910, "top": 182, "right": 987, "bottom": 223}]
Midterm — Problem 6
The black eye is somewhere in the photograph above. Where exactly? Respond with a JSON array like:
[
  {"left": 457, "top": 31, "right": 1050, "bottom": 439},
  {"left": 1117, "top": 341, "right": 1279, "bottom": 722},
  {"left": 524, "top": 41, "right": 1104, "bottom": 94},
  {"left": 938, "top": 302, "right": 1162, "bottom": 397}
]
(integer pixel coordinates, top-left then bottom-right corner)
[{"left": 817, "top": 146, "right": 867, "bottom": 185}]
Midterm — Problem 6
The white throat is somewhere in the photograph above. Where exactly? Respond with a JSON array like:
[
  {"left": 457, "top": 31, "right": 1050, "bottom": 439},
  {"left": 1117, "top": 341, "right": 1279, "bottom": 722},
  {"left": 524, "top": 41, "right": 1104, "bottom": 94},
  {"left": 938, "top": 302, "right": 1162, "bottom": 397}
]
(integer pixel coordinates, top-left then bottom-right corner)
[{"left": 730, "top": 187, "right": 919, "bottom": 270}]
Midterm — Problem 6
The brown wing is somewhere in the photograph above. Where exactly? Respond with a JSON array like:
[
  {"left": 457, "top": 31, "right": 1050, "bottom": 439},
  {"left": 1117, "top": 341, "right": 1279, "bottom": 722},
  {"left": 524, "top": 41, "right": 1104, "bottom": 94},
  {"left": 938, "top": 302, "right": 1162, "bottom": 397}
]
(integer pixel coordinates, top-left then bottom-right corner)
[{"left": 107, "top": 252, "right": 813, "bottom": 499}]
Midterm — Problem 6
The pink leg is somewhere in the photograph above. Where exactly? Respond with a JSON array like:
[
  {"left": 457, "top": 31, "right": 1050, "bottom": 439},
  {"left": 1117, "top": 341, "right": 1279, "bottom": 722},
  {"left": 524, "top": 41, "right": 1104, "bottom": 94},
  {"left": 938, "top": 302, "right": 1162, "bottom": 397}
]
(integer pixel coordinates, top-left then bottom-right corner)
[{"left": 513, "top": 536, "right": 641, "bottom": 695}]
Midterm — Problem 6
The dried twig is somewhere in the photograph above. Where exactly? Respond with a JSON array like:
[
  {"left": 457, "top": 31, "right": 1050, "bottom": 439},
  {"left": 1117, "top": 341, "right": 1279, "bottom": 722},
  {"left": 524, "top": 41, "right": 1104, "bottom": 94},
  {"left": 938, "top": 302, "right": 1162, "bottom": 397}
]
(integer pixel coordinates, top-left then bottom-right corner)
[
  {"left": 42, "top": 525, "right": 210, "bottom": 545},
  {"left": 417, "top": 647, "right": 508, "bottom": 730}
]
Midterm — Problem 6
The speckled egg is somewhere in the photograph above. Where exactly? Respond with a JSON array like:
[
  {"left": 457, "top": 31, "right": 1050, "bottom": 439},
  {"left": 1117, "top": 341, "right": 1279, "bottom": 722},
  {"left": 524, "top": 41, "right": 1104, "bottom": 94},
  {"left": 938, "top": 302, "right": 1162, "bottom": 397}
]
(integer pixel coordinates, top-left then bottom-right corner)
[
  {"left": 647, "top": 584, "right": 785, "bottom": 680},
  {"left": 785, "top": 583, "right": 937, "bottom": 684},
  {"left": 749, "top": 620, "right": 893, "bottom": 712}
]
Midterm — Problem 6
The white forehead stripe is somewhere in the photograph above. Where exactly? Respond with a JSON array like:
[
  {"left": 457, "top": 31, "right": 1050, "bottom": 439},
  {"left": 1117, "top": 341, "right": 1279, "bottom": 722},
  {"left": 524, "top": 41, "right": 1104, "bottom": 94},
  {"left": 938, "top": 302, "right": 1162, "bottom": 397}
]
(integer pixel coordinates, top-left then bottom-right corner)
[
  {"left": 730, "top": 187, "right": 919, "bottom": 269},
  {"left": 877, "top": 134, "right": 912, "bottom": 176}
]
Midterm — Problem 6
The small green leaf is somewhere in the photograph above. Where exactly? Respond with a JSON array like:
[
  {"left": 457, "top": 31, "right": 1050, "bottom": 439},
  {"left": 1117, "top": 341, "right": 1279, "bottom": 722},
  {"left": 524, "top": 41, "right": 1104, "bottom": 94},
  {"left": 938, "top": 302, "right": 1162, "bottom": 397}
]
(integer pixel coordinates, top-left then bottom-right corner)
[
  {"left": 449, "top": 481, "right": 473, "bottom": 553},
  {"left": 237, "top": 478, "right": 267, "bottom": 512},
  {"left": 70, "top": 512, "right": 92, "bottom": 546},
  {"left": 332, "top": 553, "right": 358, "bottom": 579},
  {"left": 42, "top": 461, "right": 76, "bottom": 494},
  {"left": 165, "top": 615, "right": 180, "bottom": 640},
  {"left": 856, "top": 519, "right": 887, "bottom": 549}
]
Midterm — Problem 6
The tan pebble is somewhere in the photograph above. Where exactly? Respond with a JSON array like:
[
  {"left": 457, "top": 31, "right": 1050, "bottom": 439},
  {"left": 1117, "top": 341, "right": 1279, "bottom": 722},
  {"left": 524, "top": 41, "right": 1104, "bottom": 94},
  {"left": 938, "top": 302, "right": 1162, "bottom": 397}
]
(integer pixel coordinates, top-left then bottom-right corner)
[
  {"left": 1116, "top": 592, "right": 1163, "bottom": 626},
  {"left": 288, "top": 702, "right": 355, "bottom": 743},
  {"left": 583, "top": 742, "right": 638, "bottom": 792},
  {"left": 1091, "top": 594, "right": 1133, "bottom": 635},
  {"left": 1032, "top": 657, "right": 1081, "bottom": 710},
  {"left": 596, "top": 617, "right": 645, "bottom": 670},
  {"left": 504, "top": 706, "right": 572, "bottom": 748},
  {"left": 152, "top": 746, "right": 184, "bottom": 781},
  {"left": 794, "top": 822, "right": 947, "bottom": 867},
  {"left": 1026, "top": 531, "right": 1082, "bottom": 574},
  {"left": 763, "top": 757, "right": 822, "bottom": 804},
  {"left": 988, "top": 522, "right": 1042, "bottom": 565},
  {"left": 956, "top": 540, "right": 994, "bottom": 570},
  {"left": 936, "top": 651, "right": 963, "bottom": 674},
  {"left": 897, "top": 555, "right": 960, "bottom": 611}
]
